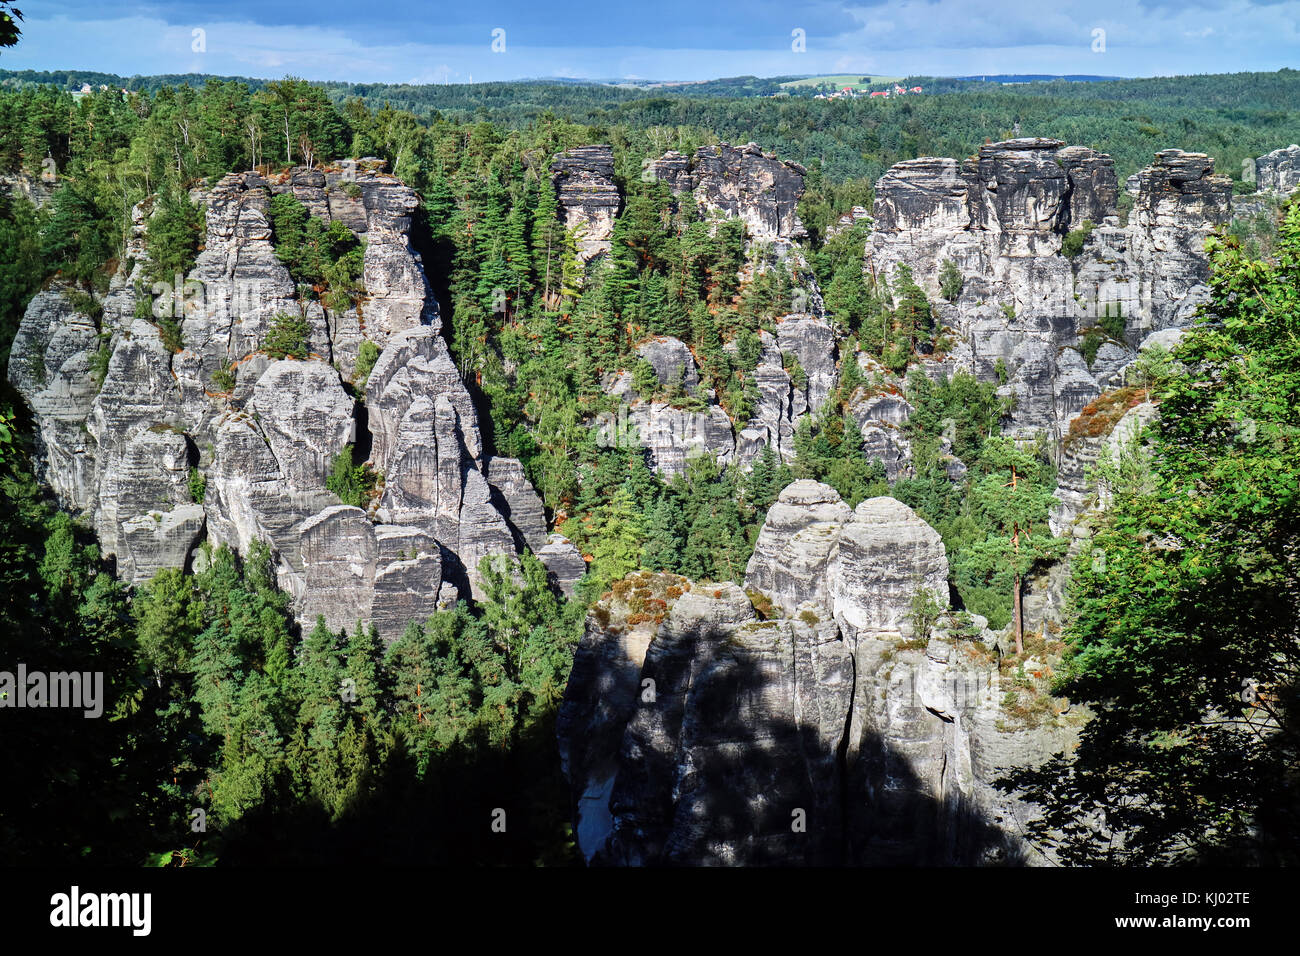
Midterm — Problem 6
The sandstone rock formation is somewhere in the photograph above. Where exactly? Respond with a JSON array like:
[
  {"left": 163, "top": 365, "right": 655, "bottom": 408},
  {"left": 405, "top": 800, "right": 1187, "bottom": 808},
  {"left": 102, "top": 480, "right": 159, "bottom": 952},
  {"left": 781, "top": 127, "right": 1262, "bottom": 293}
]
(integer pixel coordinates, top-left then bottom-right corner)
[
  {"left": 550, "top": 145, "right": 621, "bottom": 262},
  {"left": 1050, "top": 395, "right": 1159, "bottom": 535},
  {"left": 1251, "top": 144, "right": 1300, "bottom": 197},
  {"left": 849, "top": 391, "right": 915, "bottom": 481},
  {"left": 866, "top": 140, "right": 1230, "bottom": 443},
  {"left": 648, "top": 142, "right": 807, "bottom": 243},
  {"left": 606, "top": 315, "right": 845, "bottom": 474},
  {"left": 634, "top": 336, "right": 700, "bottom": 392},
  {"left": 742, "top": 480, "right": 852, "bottom": 617},
  {"left": 731, "top": 314, "right": 843, "bottom": 469},
  {"left": 561, "top": 492, "right": 1074, "bottom": 865},
  {"left": 8, "top": 161, "right": 550, "bottom": 640},
  {"left": 536, "top": 533, "right": 587, "bottom": 597}
]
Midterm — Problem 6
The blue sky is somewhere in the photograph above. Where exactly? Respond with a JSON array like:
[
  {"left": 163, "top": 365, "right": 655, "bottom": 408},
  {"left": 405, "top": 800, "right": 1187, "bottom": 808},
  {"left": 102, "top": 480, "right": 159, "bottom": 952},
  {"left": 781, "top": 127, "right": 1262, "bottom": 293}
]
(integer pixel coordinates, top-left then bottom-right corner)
[{"left": 2, "top": 0, "right": 1297, "bottom": 83}]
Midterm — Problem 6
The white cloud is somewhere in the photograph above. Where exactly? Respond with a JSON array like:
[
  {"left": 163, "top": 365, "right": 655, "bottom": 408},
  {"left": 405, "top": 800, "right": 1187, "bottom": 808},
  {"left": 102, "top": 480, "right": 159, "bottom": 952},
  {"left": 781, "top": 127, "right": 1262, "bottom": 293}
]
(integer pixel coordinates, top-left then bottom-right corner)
[{"left": 4, "top": 1, "right": 1299, "bottom": 82}]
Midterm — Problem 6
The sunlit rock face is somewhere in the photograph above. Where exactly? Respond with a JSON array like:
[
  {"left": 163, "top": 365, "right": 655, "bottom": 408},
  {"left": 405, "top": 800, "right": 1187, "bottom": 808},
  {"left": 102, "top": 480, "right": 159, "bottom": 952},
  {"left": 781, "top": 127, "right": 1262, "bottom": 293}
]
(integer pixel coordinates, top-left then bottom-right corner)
[
  {"left": 867, "top": 141, "right": 1229, "bottom": 442},
  {"left": 550, "top": 144, "right": 621, "bottom": 262},
  {"left": 8, "top": 161, "right": 539, "bottom": 639},
  {"left": 1251, "top": 144, "right": 1300, "bottom": 197}
]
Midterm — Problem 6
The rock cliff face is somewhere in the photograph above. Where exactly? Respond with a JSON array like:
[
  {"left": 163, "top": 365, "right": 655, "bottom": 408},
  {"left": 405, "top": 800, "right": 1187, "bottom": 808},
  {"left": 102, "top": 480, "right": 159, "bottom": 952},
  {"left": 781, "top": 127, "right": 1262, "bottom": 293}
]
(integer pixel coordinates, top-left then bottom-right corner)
[
  {"left": 550, "top": 145, "right": 621, "bottom": 262},
  {"left": 8, "top": 161, "right": 554, "bottom": 640},
  {"left": 1050, "top": 395, "right": 1159, "bottom": 536},
  {"left": 1251, "top": 144, "right": 1300, "bottom": 197},
  {"left": 649, "top": 142, "right": 808, "bottom": 243},
  {"left": 867, "top": 141, "right": 1230, "bottom": 442},
  {"left": 560, "top": 487, "right": 1075, "bottom": 865},
  {"left": 606, "top": 312, "right": 847, "bottom": 475}
]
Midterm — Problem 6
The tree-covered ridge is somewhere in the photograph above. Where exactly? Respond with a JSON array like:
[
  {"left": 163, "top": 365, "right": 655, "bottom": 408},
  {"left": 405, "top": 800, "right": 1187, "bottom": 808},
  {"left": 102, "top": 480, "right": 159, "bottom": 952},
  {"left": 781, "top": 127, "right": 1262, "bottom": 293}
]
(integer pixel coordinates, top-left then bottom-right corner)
[
  {"left": 5, "top": 68, "right": 1300, "bottom": 188},
  {"left": 0, "top": 69, "right": 1184, "bottom": 653}
]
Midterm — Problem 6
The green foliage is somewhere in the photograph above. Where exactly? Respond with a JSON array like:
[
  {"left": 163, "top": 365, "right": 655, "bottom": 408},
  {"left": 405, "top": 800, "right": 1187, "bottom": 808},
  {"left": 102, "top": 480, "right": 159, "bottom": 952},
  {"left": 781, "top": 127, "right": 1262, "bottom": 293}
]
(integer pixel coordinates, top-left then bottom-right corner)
[
  {"left": 90, "top": 333, "right": 111, "bottom": 386},
  {"left": 211, "top": 364, "right": 236, "bottom": 393},
  {"left": 63, "top": 287, "right": 102, "bottom": 321},
  {"left": 8, "top": 63, "right": 1300, "bottom": 866},
  {"left": 1005, "top": 205, "right": 1300, "bottom": 865},
  {"left": 938, "top": 259, "right": 964, "bottom": 302},
  {"left": 792, "top": 408, "right": 888, "bottom": 508},
  {"left": 188, "top": 465, "right": 206, "bottom": 504},
  {"left": 0, "top": 186, "right": 41, "bottom": 366},
  {"left": 353, "top": 338, "right": 380, "bottom": 390},
  {"left": 632, "top": 357, "right": 659, "bottom": 399},
  {"left": 268, "top": 191, "right": 365, "bottom": 309},
  {"left": 1127, "top": 343, "right": 1176, "bottom": 392},
  {"left": 1099, "top": 300, "right": 1126, "bottom": 340},
  {"left": 908, "top": 585, "right": 943, "bottom": 642},
  {"left": 157, "top": 314, "right": 183, "bottom": 352},
  {"left": 144, "top": 186, "right": 204, "bottom": 286},
  {"left": 782, "top": 351, "right": 808, "bottom": 392},
  {"left": 39, "top": 184, "right": 111, "bottom": 284},
  {"left": 1079, "top": 328, "right": 1104, "bottom": 366},
  {"left": 1060, "top": 219, "right": 1095, "bottom": 259},
  {"left": 325, "top": 445, "right": 376, "bottom": 507},
  {"left": 263, "top": 310, "right": 310, "bottom": 360}
]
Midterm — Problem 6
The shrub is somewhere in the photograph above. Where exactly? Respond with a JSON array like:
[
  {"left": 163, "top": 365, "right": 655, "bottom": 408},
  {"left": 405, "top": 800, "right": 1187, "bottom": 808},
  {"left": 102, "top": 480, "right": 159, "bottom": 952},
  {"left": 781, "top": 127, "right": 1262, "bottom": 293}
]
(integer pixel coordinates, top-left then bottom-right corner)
[
  {"left": 188, "top": 467, "right": 207, "bottom": 504},
  {"left": 90, "top": 334, "right": 112, "bottom": 387},
  {"left": 157, "top": 315, "right": 183, "bottom": 352},
  {"left": 326, "top": 446, "right": 378, "bottom": 507},
  {"left": 1080, "top": 328, "right": 1104, "bottom": 366},
  {"left": 938, "top": 259, "right": 964, "bottom": 302},
  {"left": 353, "top": 339, "right": 380, "bottom": 391},
  {"left": 632, "top": 358, "right": 659, "bottom": 399},
  {"left": 144, "top": 187, "right": 204, "bottom": 287},
  {"left": 781, "top": 351, "right": 808, "bottom": 391},
  {"left": 1061, "top": 219, "right": 1095, "bottom": 259},
  {"left": 734, "top": 328, "right": 762, "bottom": 372},
  {"left": 268, "top": 192, "right": 365, "bottom": 310},
  {"left": 263, "top": 311, "right": 311, "bottom": 360},
  {"left": 64, "top": 288, "right": 103, "bottom": 322},
  {"left": 908, "top": 586, "right": 943, "bottom": 642},
  {"left": 1100, "top": 300, "right": 1126, "bottom": 340},
  {"left": 211, "top": 365, "right": 236, "bottom": 393}
]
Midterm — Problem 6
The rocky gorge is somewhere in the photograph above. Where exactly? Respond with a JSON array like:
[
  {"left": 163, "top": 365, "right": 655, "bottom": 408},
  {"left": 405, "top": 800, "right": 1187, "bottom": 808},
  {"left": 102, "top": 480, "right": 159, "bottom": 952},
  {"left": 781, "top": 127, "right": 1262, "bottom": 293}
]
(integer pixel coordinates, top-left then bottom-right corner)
[{"left": 7, "top": 129, "right": 1256, "bottom": 866}]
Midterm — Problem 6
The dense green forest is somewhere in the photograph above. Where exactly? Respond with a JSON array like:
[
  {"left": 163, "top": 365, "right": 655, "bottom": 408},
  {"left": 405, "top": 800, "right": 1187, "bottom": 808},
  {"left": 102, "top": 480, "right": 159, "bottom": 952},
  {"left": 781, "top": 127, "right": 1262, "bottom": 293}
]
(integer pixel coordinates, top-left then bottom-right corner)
[
  {"left": 4, "top": 67, "right": 1300, "bottom": 183},
  {"left": 0, "top": 68, "right": 1296, "bottom": 865}
]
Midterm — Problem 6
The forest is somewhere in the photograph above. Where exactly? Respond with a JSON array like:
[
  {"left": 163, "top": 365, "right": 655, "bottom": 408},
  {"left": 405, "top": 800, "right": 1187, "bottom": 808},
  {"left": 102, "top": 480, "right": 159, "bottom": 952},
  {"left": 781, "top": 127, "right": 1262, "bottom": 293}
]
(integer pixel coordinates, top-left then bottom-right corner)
[{"left": 0, "top": 66, "right": 1296, "bottom": 866}]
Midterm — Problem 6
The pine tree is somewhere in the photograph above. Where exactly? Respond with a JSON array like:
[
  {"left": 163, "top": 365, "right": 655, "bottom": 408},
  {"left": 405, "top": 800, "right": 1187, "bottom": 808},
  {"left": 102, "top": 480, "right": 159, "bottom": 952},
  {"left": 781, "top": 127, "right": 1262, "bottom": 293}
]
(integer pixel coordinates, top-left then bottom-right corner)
[
  {"left": 588, "top": 487, "right": 647, "bottom": 590},
  {"left": 641, "top": 495, "right": 687, "bottom": 573},
  {"left": 531, "top": 175, "right": 563, "bottom": 306}
]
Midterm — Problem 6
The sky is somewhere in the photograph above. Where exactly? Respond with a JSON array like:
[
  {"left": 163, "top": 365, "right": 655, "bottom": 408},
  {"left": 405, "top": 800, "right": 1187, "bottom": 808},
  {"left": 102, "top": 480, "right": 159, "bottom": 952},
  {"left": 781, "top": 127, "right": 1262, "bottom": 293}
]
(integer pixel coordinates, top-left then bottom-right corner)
[{"left": 1, "top": 0, "right": 1297, "bottom": 84}]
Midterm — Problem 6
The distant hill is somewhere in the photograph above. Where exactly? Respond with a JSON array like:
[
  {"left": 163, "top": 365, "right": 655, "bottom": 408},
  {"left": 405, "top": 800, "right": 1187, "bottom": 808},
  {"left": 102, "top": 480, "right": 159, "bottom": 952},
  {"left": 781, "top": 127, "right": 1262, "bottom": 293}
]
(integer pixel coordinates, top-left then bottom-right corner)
[{"left": 950, "top": 74, "right": 1124, "bottom": 83}]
